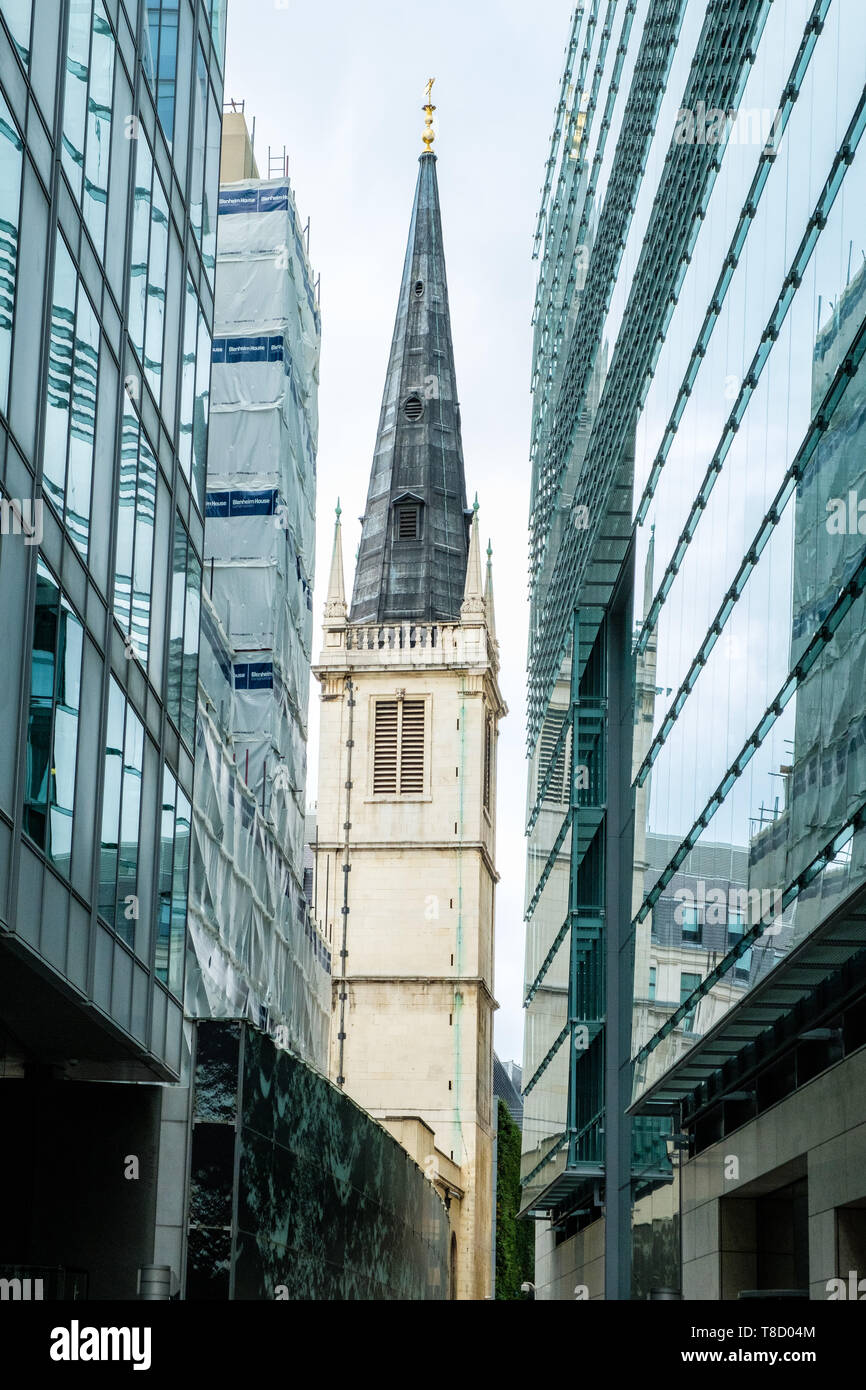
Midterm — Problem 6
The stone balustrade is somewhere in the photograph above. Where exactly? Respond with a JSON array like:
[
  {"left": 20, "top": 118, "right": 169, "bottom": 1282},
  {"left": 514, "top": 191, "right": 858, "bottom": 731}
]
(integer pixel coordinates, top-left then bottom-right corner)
[{"left": 321, "top": 619, "right": 497, "bottom": 669}]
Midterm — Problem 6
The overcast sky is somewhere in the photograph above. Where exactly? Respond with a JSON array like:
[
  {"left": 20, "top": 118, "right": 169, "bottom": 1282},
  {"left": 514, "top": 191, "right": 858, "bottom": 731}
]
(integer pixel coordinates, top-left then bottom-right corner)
[{"left": 224, "top": 0, "right": 574, "bottom": 1064}]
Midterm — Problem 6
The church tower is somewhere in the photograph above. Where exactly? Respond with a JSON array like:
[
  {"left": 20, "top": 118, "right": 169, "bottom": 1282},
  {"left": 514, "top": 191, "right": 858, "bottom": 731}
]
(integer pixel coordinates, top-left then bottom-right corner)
[{"left": 313, "top": 92, "right": 506, "bottom": 1300}]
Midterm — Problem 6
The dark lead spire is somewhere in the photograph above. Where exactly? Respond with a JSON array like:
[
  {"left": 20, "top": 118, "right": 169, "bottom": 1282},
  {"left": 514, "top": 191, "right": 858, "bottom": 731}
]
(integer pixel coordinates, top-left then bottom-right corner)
[{"left": 350, "top": 144, "right": 471, "bottom": 624}]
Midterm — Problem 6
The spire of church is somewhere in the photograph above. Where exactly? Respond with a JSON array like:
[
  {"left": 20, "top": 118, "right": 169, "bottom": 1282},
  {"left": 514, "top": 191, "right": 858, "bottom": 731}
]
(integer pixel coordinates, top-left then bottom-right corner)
[
  {"left": 350, "top": 92, "right": 470, "bottom": 625},
  {"left": 484, "top": 537, "right": 497, "bottom": 644},
  {"left": 461, "top": 496, "right": 485, "bottom": 621},
  {"left": 324, "top": 499, "right": 347, "bottom": 624}
]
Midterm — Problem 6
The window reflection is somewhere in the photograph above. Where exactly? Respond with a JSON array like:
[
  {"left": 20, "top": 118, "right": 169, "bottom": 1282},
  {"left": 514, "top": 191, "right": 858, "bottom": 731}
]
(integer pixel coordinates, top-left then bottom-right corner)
[
  {"left": 156, "top": 766, "right": 188, "bottom": 997},
  {"left": 132, "top": 429, "right": 156, "bottom": 660},
  {"left": 99, "top": 677, "right": 124, "bottom": 926},
  {"left": 113, "top": 399, "right": 155, "bottom": 664},
  {"left": 189, "top": 45, "right": 206, "bottom": 245},
  {"left": 61, "top": 0, "right": 117, "bottom": 255},
  {"left": 170, "top": 788, "right": 190, "bottom": 996},
  {"left": 144, "top": 1, "right": 179, "bottom": 146},
  {"left": 0, "top": 90, "right": 22, "bottom": 413},
  {"left": 61, "top": 0, "right": 91, "bottom": 200},
  {"left": 98, "top": 676, "right": 145, "bottom": 948},
  {"left": 24, "top": 564, "right": 83, "bottom": 875},
  {"left": 155, "top": 767, "right": 176, "bottom": 984},
  {"left": 192, "top": 307, "right": 211, "bottom": 508},
  {"left": 128, "top": 135, "right": 153, "bottom": 362},
  {"left": 0, "top": 0, "right": 32, "bottom": 65},
  {"left": 117, "top": 703, "right": 144, "bottom": 946},
  {"left": 629, "top": 45, "right": 866, "bottom": 1101},
  {"left": 202, "top": 80, "right": 220, "bottom": 278},
  {"left": 167, "top": 519, "right": 186, "bottom": 726},
  {"left": 67, "top": 282, "right": 98, "bottom": 557},
  {"left": 44, "top": 231, "right": 100, "bottom": 557},
  {"left": 83, "top": 2, "right": 115, "bottom": 255},
  {"left": 113, "top": 400, "right": 139, "bottom": 637},
  {"left": 178, "top": 274, "right": 197, "bottom": 480},
  {"left": 165, "top": 514, "right": 200, "bottom": 746},
  {"left": 209, "top": 0, "right": 226, "bottom": 66},
  {"left": 143, "top": 172, "right": 168, "bottom": 398},
  {"left": 43, "top": 233, "right": 76, "bottom": 512},
  {"left": 178, "top": 274, "right": 211, "bottom": 511},
  {"left": 181, "top": 549, "right": 200, "bottom": 746}
]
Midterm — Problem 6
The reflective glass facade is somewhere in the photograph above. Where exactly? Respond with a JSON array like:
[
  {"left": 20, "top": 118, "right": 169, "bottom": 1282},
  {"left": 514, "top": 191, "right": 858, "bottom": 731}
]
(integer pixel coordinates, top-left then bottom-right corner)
[
  {"left": 522, "top": 0, "right": 866, "bottom": 1297},
  {"left": 0, "top": 0, "right": 224, "bottom": 1081}
]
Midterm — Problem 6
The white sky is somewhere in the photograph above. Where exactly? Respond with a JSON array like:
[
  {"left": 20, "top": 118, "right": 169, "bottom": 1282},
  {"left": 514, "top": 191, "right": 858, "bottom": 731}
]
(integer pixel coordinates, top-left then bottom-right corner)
[{"left": 224, "top": 0, "right": 574, "bottom": 1064}]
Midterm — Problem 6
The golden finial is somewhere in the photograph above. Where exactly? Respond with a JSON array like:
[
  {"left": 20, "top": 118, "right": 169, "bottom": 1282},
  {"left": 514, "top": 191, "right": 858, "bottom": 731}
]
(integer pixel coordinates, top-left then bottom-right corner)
[{"left": 422, "top": 77, "right": 436, "bottom": 153}]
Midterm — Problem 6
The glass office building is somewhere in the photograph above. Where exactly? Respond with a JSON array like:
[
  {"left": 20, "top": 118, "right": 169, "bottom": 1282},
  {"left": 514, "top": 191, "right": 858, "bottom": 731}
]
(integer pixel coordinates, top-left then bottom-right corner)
[
  {"left": 521, "top": 0, "right": 866, "bottom": 1299},
  {"left": 0, "top": 1, "right": 224, "bottom": 1295}
]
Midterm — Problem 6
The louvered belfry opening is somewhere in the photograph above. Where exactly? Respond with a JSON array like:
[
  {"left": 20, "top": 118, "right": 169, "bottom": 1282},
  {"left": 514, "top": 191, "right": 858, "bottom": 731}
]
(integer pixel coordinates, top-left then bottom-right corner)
[
  {"left": 373, "top": 700, "right": 399, "bottom": 794},
  {"left": 373, "top": 697, "right": 426, "bottom": 796},
  {"left": 397, "top": 504, "right": 420, "bottom": 541},
  {"left": 400, "top": 699, "right": 425, "bottom": 792}
]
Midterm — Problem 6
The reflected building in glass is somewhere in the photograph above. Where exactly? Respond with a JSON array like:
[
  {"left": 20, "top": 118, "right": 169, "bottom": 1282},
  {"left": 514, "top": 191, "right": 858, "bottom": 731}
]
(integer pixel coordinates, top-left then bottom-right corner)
[
  {"left": 521, "top": 0, "right": 866, "bottom": 1300},
  {"left": 0, "top": 0, "right": 225, "bottom": 1297}
]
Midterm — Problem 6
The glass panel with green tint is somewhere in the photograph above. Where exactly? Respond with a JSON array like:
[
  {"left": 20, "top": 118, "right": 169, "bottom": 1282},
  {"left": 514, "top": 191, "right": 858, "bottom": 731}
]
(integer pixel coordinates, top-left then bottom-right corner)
[
  {"left": 191, "top": 305, "right": 210, "bottom": 511},
  {"left": 114, "top": 398, "right": 156, "bottom": 663},
  {"left": 180, "top": 548, "right": 200, "bottom": 746},
  {"left": 98, "top": 675, "right": 124, "bottom": 925},
  {"left": 43, "top": 231, "right": 100, "bottom": 556},
  {"left": 132, "top": 426, "right": 156, "bottom": 661},
  {"left": 113, "top": 398, "right": 139, "bottom": 637},
  {"left": 178, "top": 273, "right": 197, "bottom": 482},
  {"left": 680, "top": 972, "right": 700, "bottom": 1033},
  {"left": 24, "top": 563, "right": 60, "bottom": 847},
  {"left": 128, "top": 133, "right": 152, "bottom": 362},
  {"left": 116, "top": 702, "right": 144, "bottom": 946},
  {"left": 66, "top": 279, "right": 99, "bottom": 558},
  {"left": 166, "top": 518, "right": 186, "bottom": 727},
  {"left": 169, "top": 786, "right": 189, "bottom": 995},
  {"left": 43, "top": 233, "right": 76, "bottom": 515},
  {"left": 144, "top": 1, "right": 179, "bottom": 147},
  {"left": 0, "top": 89, "right": 22, "bottom": 413},
  {"left": 155, "top": 765, "right": 175, "bottom": 984},
  {"left": 201, "top": 78, "right": 219, "bottom": 280},
  {"left": 61, "top": 0, "right": 93, "bottom": 200},
  {"left": 209, "top": 0, "right": 226, "bottom": 66},
  {"left": 24, "top": 564, "right": 83, "bottom": 874},
  {"left": 143, "top": 170, "right": 168, "bottom": 398},
  {"left": 188, "top": 43, "right": 209, "bottom": 246},
  {"left": 83, "top": 1, "right": 115, "bottom": 254},
  {"left": 0, "top": 0, "right": 32, "bottom": 66}
]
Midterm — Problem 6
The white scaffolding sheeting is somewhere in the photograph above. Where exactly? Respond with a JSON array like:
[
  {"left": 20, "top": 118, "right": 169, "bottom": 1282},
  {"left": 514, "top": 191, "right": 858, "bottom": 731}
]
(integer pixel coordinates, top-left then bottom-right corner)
[
  {"left": 187, "top": 175, "right": 326, "bottom": 1069},
  {"left": 188, "top": 665, "right": 330, "bottom": 1068}
]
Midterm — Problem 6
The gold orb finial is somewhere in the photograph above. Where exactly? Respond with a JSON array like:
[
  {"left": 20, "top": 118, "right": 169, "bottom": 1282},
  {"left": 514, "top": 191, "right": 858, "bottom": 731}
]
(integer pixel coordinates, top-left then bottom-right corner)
[{"left": 422, "top": 77, "right": 436, "bottom": 153}]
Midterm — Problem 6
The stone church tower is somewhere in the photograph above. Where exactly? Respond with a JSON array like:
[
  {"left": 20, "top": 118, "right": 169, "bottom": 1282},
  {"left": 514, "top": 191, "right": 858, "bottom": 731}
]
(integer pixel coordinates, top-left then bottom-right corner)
[{"left": 312, "top": 110, "right": 506, "bottom": 1300}]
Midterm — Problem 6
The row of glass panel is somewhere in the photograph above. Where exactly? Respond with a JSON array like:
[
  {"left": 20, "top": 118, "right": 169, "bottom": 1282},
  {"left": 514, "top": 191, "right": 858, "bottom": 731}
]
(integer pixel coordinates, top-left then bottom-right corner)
[
  {"left": 528, "top": 0, "right": 854, "bottom": 729},
  {"left": 24, "top": 559, "right": 189, "bottom": 994},
  {"left": 629, "top": 290, "right": 866, "bottom": 1093},
  {"left": 40, "top": 219, "right": 205, "bottom": 733},
  {"left": 0, "top": 0, "right": 219, "bottom": 460}
]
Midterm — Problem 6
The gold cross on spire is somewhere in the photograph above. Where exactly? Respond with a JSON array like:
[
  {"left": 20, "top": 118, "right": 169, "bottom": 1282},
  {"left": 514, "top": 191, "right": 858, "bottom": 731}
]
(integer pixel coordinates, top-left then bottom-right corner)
[{"left": 422, "top": 77, "right": 436, "bottom": 153}]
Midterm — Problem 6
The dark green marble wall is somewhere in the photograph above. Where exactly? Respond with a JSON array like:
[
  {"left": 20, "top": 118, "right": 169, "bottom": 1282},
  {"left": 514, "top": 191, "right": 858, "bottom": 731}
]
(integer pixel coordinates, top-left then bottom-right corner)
[{"left": 186, "top": 1021, "right": 451, "bottom": 1299}]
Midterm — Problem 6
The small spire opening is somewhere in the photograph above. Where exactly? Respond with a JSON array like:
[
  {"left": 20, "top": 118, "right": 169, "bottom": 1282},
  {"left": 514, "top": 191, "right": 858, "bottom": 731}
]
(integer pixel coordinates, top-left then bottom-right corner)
[
  {"left": 397, "top": 503, "right": 420, "bottom": 541},
  {"left": 403, "top": 393, "right": 424, "bottom": 422}
]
